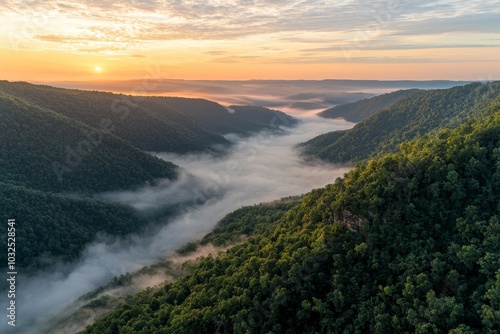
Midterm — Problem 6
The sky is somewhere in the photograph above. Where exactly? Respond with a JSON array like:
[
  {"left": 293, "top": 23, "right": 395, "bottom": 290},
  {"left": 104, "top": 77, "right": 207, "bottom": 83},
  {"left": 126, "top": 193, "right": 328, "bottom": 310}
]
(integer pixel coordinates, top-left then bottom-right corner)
[{"left": 1, "top": 0, "right": 499, "bottom": 81}]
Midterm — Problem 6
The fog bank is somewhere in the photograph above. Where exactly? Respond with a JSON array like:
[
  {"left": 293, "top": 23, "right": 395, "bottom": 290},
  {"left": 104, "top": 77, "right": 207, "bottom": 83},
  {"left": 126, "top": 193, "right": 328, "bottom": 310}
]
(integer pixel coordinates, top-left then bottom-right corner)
[
  {"left": 50, "top": 79, "right": 470, "bottom": 115},
  {"left": 1, "top": 116, "right": 353, "bottom": 334}
]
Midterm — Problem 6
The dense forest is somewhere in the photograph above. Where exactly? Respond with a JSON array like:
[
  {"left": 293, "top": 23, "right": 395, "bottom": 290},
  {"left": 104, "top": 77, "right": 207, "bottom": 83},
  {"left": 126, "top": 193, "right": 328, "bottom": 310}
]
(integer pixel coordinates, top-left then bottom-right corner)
[
  {"left": 82, "top": 103, "right": 500, "bottom": 333},
  {"left": 318, "top": 89, "right": 419, "bottom": 122},
  {"left": 0, "top": 183, "right": 147, "bottom": 269},
  {"left": 0, "top": 81, "right": 295, "bottom": 153},
  {"left": 0, "top": 89, "right": 178, "bottom": 193},
  {"left": 0, "top": 80, "right": 297, "bottom": 271},
  {"left": 301, "top": 82, "right": 500, "bottom": 164},
  {"left": 200, "top": 197, "right": 301, "bottom": 248},
  {"left": 142, "top": 97, "right": 297, "bottom": 135},
  {"left": 45, "top": 198, "right": 302, "bottom": 333}
]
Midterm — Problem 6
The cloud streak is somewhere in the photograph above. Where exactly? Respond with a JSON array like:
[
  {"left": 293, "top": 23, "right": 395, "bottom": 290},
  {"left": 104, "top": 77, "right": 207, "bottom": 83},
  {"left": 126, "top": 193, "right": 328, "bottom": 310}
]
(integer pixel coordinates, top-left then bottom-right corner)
[{"left": 1, "top": 0, "right": 499, "bottom": 59}]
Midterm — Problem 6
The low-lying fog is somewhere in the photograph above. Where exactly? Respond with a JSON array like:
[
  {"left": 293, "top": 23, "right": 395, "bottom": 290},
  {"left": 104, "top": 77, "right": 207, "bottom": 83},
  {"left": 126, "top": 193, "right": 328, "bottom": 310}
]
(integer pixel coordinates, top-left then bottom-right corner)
[
  {"left": 51, "top": 79, "right": 469, "bottom": 116},
  {"left": 1, "top": 116, "right": 353, "bottom": 334}
]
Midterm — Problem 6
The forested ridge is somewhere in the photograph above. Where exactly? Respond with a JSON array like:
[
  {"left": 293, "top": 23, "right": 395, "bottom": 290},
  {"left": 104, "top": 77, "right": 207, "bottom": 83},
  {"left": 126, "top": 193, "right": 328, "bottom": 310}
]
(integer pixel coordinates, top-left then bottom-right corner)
[
  {"left": 81, "top": 103, "right": 500, "bottom": 333},
  {"left": 0, "top": 90, "right": 177, "bottom": 193},
  {"left": 141, "top": 97, "right": 297, "bottom": 135},
  {"left": 0, "top": 80, "right": 296, "bottom": 270},
  {"left": 0, "top": 81, "right": 295, "bottom": 153},
  {"left": 301, "top": 82, "right": 500, "bottom": 164},
  {"left": 0, "top": 183, "right": 146, "bottom": 269},
  {"left": 319, "top": 89, "right": 419, "bottom": 122},
  {"left": 45, "top": 198, "right": 301, "bottom": 333},
  {"left": 0, "top": 80, "right": 295, "bottom": 193},
  {"left": 0, "top": 86, "right": 177, "bottom": 269},
  {"left": 0, "top": 81, "right": 229, "bottom": 153}
]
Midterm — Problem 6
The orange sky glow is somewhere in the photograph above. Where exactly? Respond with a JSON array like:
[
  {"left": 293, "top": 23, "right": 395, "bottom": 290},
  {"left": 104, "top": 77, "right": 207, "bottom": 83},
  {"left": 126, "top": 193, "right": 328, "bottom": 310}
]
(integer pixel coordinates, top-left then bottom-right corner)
[{"left": 1, "top": 1, "right": 499, "bottom": 82}]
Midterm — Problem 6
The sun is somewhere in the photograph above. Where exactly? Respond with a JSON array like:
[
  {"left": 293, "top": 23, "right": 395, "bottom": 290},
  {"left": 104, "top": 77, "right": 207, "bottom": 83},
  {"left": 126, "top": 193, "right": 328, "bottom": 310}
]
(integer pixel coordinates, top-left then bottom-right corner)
[{"left": 94, "top": 66, "right": 102, "bottom": 73}]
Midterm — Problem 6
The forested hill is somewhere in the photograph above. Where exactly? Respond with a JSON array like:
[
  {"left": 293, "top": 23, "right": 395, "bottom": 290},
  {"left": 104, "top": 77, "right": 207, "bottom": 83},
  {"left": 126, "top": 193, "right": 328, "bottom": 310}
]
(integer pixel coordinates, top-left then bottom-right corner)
[
  {"left": 0, "top": 87, "right": 180, "bottom": 269},
  {"left": 300, "top": 82, "right": 500, "bottom": 164},
  {"left": 0, "top": 89, "right": 177, "bottom": 193},
  {"left": 318, "top": 89, "right": 419, "bottom": 122},
  {"left": 0, "top": 81, "right": 296, "bottom": 153},
  {"left": 0, "top": 182, "right": 147, "bottom": 269},
  {"left": 0, "top": 80, "right": 298, "bottom": 271},
  {"left": 82, "top": 104, "right": 500, "bottom": 333},
  {"left": 0, "top": 80, "right": 299, "bottom": 194},
  {"left": 142, "top": 97, "right": 297, "bottom": 135}
]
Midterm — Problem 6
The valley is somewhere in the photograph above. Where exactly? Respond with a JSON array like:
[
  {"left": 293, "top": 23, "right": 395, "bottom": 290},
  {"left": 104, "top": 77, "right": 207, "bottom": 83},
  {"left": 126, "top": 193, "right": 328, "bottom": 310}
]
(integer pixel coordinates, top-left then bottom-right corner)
[
  {"left": 2, "top": 2, "right": 500, "bottom": 333},
  {"left": 1, "top": 80, "right": 499, "bottom": 334},
  {"left": 2, "top": 1, "right": 500, "bottom": 332}
]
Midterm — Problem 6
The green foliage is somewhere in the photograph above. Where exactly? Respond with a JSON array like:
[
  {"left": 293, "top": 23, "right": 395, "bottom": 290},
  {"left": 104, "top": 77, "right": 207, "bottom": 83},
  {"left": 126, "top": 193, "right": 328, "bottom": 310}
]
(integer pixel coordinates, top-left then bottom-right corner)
[
  {"left": 319, "top": 89, "right": 419, "bottom": 122},
  {"left": 84, "top": 296, "right": 113, "bottom": 309},
  {"left": 176, "top": 242, "right": 199, "bottom": 256},
  {"left": 0, "top": 81, "right": 296, "bottom": 154},
  {"left": 0, "top": 85, "right": 181, "bottom": 269},
  {"left": 0, "top": 89, "right": 177, "bottom": 193},
  {"left": 302, "top": 82, "right": 500, "bottom": 164},
  {"left": 0, "top": 81, "right": 229, "bottom": 153},
  {"left": 0, "top": 182, "right": 145, "bottom": 269},
  {"left": 0, "top": 81, "right": 297, "bottom": 191},
  {"left": 201, "top": 197, "right": 300, "bottom": 246},
  {"left": 0, "top": 80, "right": 298, "bottom": 270},
  {"left": 81, "top": 106, "right": 500, "bottom": 333}
]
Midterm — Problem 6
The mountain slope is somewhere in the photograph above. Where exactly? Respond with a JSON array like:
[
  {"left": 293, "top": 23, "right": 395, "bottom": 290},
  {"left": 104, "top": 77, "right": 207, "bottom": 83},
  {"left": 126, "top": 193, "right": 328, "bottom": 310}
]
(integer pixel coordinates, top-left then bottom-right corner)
[
  {"left": 144, "top": 97, "right": 297, "bottom": 135},
  {"left": 43, "top": 198, "right": 301, "bottom": 334},
  {"left": 0, "top": 90, "right": 177, "bottom": 193},
  {"left": 82, "top": 104, "right": 500, "bottom": 334},
  {"left": 0, "top": 81, "right": 300, "bottom": 192},
  {"left": 300, "top": 82, "right": 500, "bottom": 164},
  {"left": 318, "top": 89, "right": 419, "bottom": 122},
  {"left": 0, "top": 81, "right": 298, "bottom": 153},
  {"left": 0, "top": 84, "right": 186, "bottom": 272},
  {"left": 0, "top": 182, "right": 146, "bottom": 270},
  {"left": 0, "top": 81, "right": 230, "bottom": 153}
]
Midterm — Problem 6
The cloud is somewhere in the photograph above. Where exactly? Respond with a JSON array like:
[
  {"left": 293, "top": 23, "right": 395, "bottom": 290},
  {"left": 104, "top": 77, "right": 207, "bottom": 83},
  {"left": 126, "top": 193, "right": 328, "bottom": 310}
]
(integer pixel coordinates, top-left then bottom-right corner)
[
  {"left": 1, "top": 0, "right": 499, "bottom": 55},
  {"left": 390, "top": 13, "right": 500, "bottom": 36},
  {"left": 98, "top": 172, "right": 208, "bottom": 211},
  {"left": 303, "top": 42, "right": 500, "bottom": 53}
]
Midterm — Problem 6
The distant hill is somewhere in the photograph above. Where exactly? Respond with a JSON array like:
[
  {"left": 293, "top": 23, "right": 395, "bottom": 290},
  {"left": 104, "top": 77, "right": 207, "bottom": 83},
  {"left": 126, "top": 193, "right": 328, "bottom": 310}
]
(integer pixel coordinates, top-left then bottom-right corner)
[
  {"left": 0, "top": 89, "right": 177, "bottom": 193},
  {"left": 0, "top": 81, "right": 296, "bottom": 153},
  {"left": 143, "top": 97, "right": 297, "bottom": 135},
  {"left": 300, "top": 82, "right": 500, "bottom": 164},
  {"left": 226, "top": 105, "right": 297, "bottom": 132},
  {"left": 318, "top": 89, "right": 420, "bottom": 122},
  {"left": 55, "top": 79, "right": 470, "bottom": 113}
]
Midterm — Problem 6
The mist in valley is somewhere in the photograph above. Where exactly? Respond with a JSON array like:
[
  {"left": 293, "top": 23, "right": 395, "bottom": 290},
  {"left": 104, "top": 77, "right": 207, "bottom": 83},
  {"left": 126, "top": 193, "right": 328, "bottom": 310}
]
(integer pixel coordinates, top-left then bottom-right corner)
[
  {"left": 50, "top": 79, "right": 469, "bottom": 116},
  {"left": 1, "top": 116, "right": 353, "bottom": 334}
]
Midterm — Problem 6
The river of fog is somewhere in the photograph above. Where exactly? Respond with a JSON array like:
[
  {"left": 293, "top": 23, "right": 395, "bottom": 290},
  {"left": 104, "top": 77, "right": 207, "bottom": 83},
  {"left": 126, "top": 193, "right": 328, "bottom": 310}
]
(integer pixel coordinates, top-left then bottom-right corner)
[{"left": 1, "top": 116, "right": 353, "bottom": 334}]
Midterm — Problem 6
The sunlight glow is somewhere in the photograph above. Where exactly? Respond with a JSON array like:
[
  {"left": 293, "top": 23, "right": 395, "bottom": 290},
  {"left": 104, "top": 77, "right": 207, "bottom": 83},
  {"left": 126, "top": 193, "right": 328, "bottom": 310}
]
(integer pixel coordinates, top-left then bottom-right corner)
[{"left": 0, "top": 0, "right": 498, "bottom": 81}]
